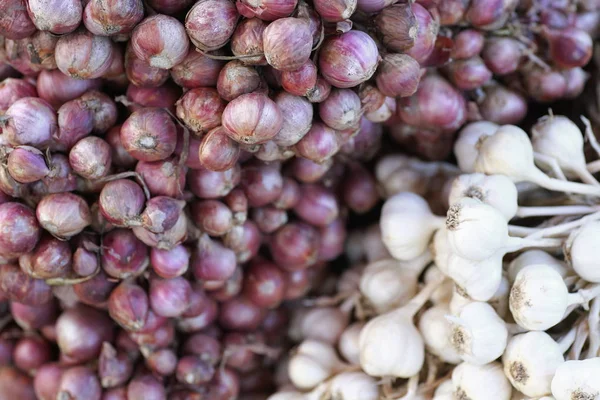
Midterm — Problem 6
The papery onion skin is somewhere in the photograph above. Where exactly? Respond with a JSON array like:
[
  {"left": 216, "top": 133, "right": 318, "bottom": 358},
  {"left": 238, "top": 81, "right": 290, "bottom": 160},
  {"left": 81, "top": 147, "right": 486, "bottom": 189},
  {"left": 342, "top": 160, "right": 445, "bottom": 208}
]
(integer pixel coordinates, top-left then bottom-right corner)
[
  {"left": 263, "top": 17, "right": 313, "bottom": 72},
  {"left": 222, "top": 93, "right": 283, "bottom": 145},
  {"left": 131, "top": 14, "right": 190, "bottom": 70},
  {"left": 55, "top": 30, "right": 115, "bottom": 79},
  {"left": 185, "top": 0, "right": 240, "bottom": 52},
  {"left": 26, "top": 0, "right": 83, "bottom": 34},
  {"left": 0, "top": 202, "right": 41, "bottom": 258},
  {"left": 83, "top": 0, "right": 144, "bottom": 36}
]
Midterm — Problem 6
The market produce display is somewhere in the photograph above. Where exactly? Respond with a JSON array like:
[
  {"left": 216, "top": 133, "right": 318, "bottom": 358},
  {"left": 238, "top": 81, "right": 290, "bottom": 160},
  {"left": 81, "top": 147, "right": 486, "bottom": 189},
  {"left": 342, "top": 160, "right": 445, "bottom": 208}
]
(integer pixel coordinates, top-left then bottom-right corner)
[{"left": 2, "top": 0, "right": 600, "bottom": 399}]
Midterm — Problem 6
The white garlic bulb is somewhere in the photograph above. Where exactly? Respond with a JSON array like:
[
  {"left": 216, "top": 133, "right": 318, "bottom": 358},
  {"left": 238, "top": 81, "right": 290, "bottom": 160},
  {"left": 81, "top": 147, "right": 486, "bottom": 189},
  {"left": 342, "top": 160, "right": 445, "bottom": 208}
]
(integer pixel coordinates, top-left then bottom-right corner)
[
  {"left": 454, "top": 121, "right": 499, "bottom": 173},
  {"left": 338, "top": 322, "right": 363, "bottom": 365},
  {"left": 324, "top": 371, "right": 379, "bottom": 400},
  {"left": 433, "top": 379, "right": 453, "bottom": 400},
  {"left": 380, "top": 192, "right": 445, "bottom": 261},
  {"left": 551, "top": 358, "right": 600, "bottom": 400},
  {"left": 565, "top": 220, "right": 600, "bottom": 282},
  {"left": 288, "top": 340, "right": 345, "bottom": 390},
  {"left": 431, "top": 227, "right": 451, "bottom": 275},
  {"left": 359, "top": 258, "right": 419, "bottom": 313},
  {"left": 448, "top": 301, "right": 508, "bottom": 365},
  {"left": 267, "top": 391, "right": 306, "bottom": 400},
  {"left": 289, "top": 307, "right": 349, "bottom": 345},
  {"left": 451, "top": 362, "right": 512, "bottom": 400},
  {"left": 448, "top": 173, "right": 519, "bottom": 221},
  {"left": 426, "top": 265, "right": 454, "bottom": 306},
  {"left": 418, "top": 304, "right": 461, "bottom": 364},
  {"left": 507, "top": 249, "right": 568, "bottom": 283},
  {"left": 445, "top": 251, "right": 504, "bottom": 301},
  {"left": 502, "top": 331, "right": 564, "bottom": 397}
]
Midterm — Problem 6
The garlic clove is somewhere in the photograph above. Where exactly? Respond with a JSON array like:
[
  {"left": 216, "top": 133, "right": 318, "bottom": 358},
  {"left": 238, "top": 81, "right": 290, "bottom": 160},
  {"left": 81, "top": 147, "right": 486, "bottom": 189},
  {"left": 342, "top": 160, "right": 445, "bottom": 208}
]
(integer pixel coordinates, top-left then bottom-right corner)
[
  {"left": 445, "top": 252, "right": 504, "bottom": 301},
  {"left": 507, "top": 249, "right": 568, "bottom": 283},
  {"left": 359, "top": 258, "right": 418, "bottom": 313},
  {"left": 324, "top": 371, "right": 379, "bottom": 400},
  {"left": 454, "top": 121, "right": 499, "bottom": 173},
  {"left": 338, "top": 322, "right": 363, "bottom": 365},
  {"left": 452, "top": 362, "right": 512, "bottom": 400},
  {"left": 551, "top": 358, "right": 600, "bottom": 400},
  {"left": 565, "top": 220, "right": 600, "bottom": 283},
  {"left": 418, "top": 304, "right": 462, "bottom": 364}
]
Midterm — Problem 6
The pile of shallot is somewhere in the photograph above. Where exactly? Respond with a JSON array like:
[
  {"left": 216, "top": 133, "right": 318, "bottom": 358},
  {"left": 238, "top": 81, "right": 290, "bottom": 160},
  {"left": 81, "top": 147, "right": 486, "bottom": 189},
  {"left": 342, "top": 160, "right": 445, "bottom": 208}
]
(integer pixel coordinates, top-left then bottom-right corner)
[
  {"left": 267, "top": 114, "right": 600, "bottom": 400},
  {"left": 1, "top": 0, "right": 600, "bottom": 398}
]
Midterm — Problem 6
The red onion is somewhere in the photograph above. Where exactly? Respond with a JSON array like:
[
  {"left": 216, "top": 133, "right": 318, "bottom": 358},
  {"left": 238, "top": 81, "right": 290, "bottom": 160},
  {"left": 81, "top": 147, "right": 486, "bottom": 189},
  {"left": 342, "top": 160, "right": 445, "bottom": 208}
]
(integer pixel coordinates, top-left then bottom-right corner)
[
  {"left": 83, "top": 0, "right": 144, "bottom": 36},
  {"left": 445, "top": 56, "right": 493, "bottom": 90},
  {"left": 26, "top": 0, "right": 82, "bottom": 34},
  {"left": 0, "top": 202, "right": 40, "bottom": 257},
  {"left": 294, "top": 122, "right": 340, "bottom": 163},
  {"left": 132, "top": 211, "right": 188, "bottom": 250},
  {"left": 544, "top": 27, "right": 593, "bottom": 69},
  {"left": 251, "top": 206, "right": 287, "bottom": 233},
  {"left": 438, "top": 0, "right": 469, "bottom": 25},
  {"left": 176, "top": 355, "right": 215, "bottom": 385},
  {"left": 222, "top": 93, "right": 283, "bottom": 145},
  {"left": 239, "top": 163, "right": 283, "bottom": 207},
  {"left": 56, "top": 305, "right": 114, "bottom": 363},
  {"left": 98, "top": 342, "right": 133, "bottom": 388},
  {"left": 563, "top": 67, "right": 589, "bottom": 99},
  {"left": 101, "top": 228, "right": 149, "bottom": 278},
  {"left": 69, "top": 136, "right": 112, "bottom": 180},
  {"left": 398, "top": 74, "right": 466, "bottom": 132},
  {"left": 376, "top": 54, "right": 421, "bottom": 98},
  {"left": 289, "top": 154, "right": 331, "bottom": 183},
  {"left": 0, "top": 0, "right": 36, "bottom": 40},
  {"left": 151, "top": 245, "right": 190, "bottom": 279},
  {"left": 198, "top": 126, "right": 242, "bottom": 172},
  {"left": 263, "top": 17, "right": 312, "bottom": 72},
  {"left": 149, "top": 276, "right": 191, "bottom": 317},
  {"left": 280, "top": 60, "right": 317, "bottom": 97},
  {"left": 182, "top": 332, "right": 221, "bottom": 362},
  {"left": 318, "top": 217, "right": 346, "bottom": 261},
  {"left": 102, "top": 387, "right": 128, "bottom": 400},
  {"left": 57, "top": 366, "right": 101, "bottom": 400},
  {"left": 231, "top": 18, "right": 268, "bottom": 65},
  {"left": 375, "top": 3, "right": 417, "bottom": 52},
  {"left": 524, "top": 67, "right": 567, "bottom": 102},
  {"left": 131, "top": 15, "right": 189, "bottom": 69},
  {"left": 294, "top": 183, "right": 339, "bottom": 227},
  {"left": 223, "top": 220, "right": 261, "bottom": 262},
  {"left": 479, "top": 84, "right": 527, "bottom": 125},
  {"left": 0, "top": 366, "right": 36, "bottom": 400},
  {"left": 451, "top": 29, "right": 484, "bottom": 60},
  {"left": 0, "top": 264, "right": 53, "bottom": 304},
  {"left": 271, "top": 177, "right": 299, "bottom": 210},
  {"left": 54, "top": 98, "right": 95, "bottom": 151},
  {"left": 222, "top": 331, "right": 263, "bottom": 372},
  {"left": 79, "top": 91, "right": 118, "bottom": 134},
  {"left": 36, "top": 69, "right": 102, "bottom": 109},
  {"left": 306, "top": 76, "right": 332, "bottom": 103},
  {"left": 19, "top": 30, "right": 60, "bottom": 71},
  {"left": 402, "top": 3, "right": 439, "bottom": 63},
  {"left": 282, "top": 268, "right": 310, "bottom": 300},
  {"left": 178, "top": 299, "right": 218, "bottom": 332},
  {"left": 237, "top": 0, "right": 297, "bottom": 21},
  {"left": 188, "top": 165, "right": 241, "bottom": 199},
  {"left": 72, "top": 246, "right": 98, "bottom": 277},
  {"left": 321, "top": 0, "right": 358, "bottom": 21},
  {"left": 106, "top": 125, "right": 137, "bottom": 168},
  {"left": 125, "top": 82, "right": 182, "bottom": 112},
  {"left": 11, "top": 300, "right": 57, "bottom": 330},
  {"left": 121, "top": 107, "right": 177, "bottom": 162},
  {"left": 270, "top": 222, "right": 320, "bottom": 270},
  {"left": 176, "top": 87, "right": 225, "bottom": 134},
  {"left": 185, "top": 0, "right": 239, "bottom": 51},
  {"left": 175, "top": 133, "right": 203, "bottom": 170},
  {"left": 19, "top": 234, "right": 71, "bottom": 279},
  {"left": 7, "top": 146, "right": 49, "bottom": 183},
  {"left": 127, "top": 373, "right": 166, "bottom": 400},
  {"left": 136, "top": 158, "right": 185, "bottom": 198},
  {"left": 0, "top": 78, "right": 37, "bottom": 112},
  {"left": 219, "top": 295, "right": 266, "bottom": 331},
  {"left": 34, "top": 363, "right": 64, "bottom": 400},
  {"left": 141, "top": 196, "right": 184, "bottom": 234},
  {"left": 108, "top": 280, "right": 149, "bottom": 331},
  {"left": 2, "top": 97, "right": 56, "bottom": 148},
  {"left": 191, "top": 200, "right": 233, "bottom": 236},
  {"left": 129, "top": 318, "right": 175, "bottom": 350},
  {"left": 31, "top": 154, "right": 77, "bottom": 195},
  {"left": 243, "top": 260, "right": 286, "bottom": 308},
  {"left": 124, "top": 44, "right": 170, "bottom": 88},
  {"left": 217, "top": 60, "right": 262, "bottom": 101},
  {"left": 147, "top": 0, "right": 194, "bottom": 14},
  {"left": 342, "top": 163, "right": 379, "bottom": 213},
  {"left": 145, "top": 348, "right": 177, "bottom": 376},
  {"left": 192, "top": 233, "right": 237, "bottom": 281},
  {"left": 222, "top": 188, "right": 247, "bottom": 225},
  {"left": 103, "top": 43, "right": 126, "bottom": 82},
  {"left": 318, "top": 88, "right": 362, "bottom": 131},
  {"left": 99, "top": 179, "right": 145, "bottom": 227},
  {"left": 13, "top": 336, "right": 51, "bottom": 373},
  {"left": 364, "top": 94, "right": 395, "bottom": 123},
  {"left": 340, "top": 116, "right": 382, "bottom": 159},
  {"left": 319, "top": 30, "right": 380, "bottom": 88},
  {"left": 465, "top": 0, "right": 512, "bottom": 30},
  {"left": 208, "top": 368, "right": 241, "bottom": 399},
  {"left": 55, "top": 30, "right": 115, "bottom": 79},
  {"left": 272, "top": 92, "right": 313, "bottom": 147},
  {"left": 170, "top": 49, "right": 224, "bottom": 89},
  {"left": 481, "top": 37, "right": 522, "bottom": 75},
  {"left": 3, "top": 37, "right": 43, "bottom": 76}
]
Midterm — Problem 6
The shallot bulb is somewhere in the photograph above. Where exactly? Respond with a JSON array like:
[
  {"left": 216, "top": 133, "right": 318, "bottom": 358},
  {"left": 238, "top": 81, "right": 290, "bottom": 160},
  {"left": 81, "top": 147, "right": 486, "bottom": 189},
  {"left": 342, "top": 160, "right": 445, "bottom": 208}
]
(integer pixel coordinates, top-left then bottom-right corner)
[
  {"left": 2, "top": 97, "right": 57, "bottom": 148},
  {"left": 375, "top": 53, "right": 421, "bottom": 98},
  {"left": 176, "top": 87, "right": 225, "bottom": 134},
  {"left": 0, "top": 203, "right": 40, "bottom": 258},
  {"left": 7, "top": 146, "right": 50, "bottom": 183},
  {"left": 374, "top": 3, "right": 417, "bottom": 51},
  {"left": 0, "top": 0, "right": 37, "bottom": 40},
  {"left": 263, "top": 17, "right": 312, "bottom": 72},
  {"left": 69, "top": 136, "right": 112, "bottom": 180},
  {"left": 121, "top": 107, "right": 177, "bottom": 162},
  {"left": 185, "top": 0, "right": 239, "bottom": 52},
  {"left": 55, "top": 30, "right": 115, "bottom": 79},
  {"left": 231, "top": 18, "right": 267, "bottom": 65},
  {"left": 27, "top": 0, "right": 82, "bottom": 34},
  {"left": 222, "top": 92, "right": 283, "bottom": 145},
  {"left": 83, "top": 0, "right": 144, "bottom": 36},
  {"left": 131, "top": 15, "right": 190, "bottom": 69},
  {"left": 314, "top": 0, "right": 356, "bottom": 22},
  {"left": 36, "top": 193, "right": 91, "bottom": 239}
]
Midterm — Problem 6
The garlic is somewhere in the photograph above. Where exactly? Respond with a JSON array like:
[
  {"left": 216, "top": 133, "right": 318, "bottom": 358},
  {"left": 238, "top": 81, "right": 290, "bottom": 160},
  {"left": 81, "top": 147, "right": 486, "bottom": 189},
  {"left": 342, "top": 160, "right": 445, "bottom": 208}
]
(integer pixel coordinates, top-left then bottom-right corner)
[
  {"left": 289, "top": 306, "right": 349, "bottom": 344},
  {"left": 418, "top": 304, "right": 462, "bottom": 364},
  {"left": 433, "top": 379, "right": 453, "bottom": 400},
  {"left": 288, "top": 340, "right": 346, "bottom": 390},
  {"left": 454, "top": 121, "right": 499, "bottom": 173},
  {"left": 444, "top": 251, "right": 504, "bottom": 301},
  {"left": 509, "top": 263, "right": 600, "bottom": 331},
  {"left": 337, "top": 263, "right": 365, "bottom": 294},
  {"left": 359, "top": 253, "right": 431, "bottom": 313},
  {"left": 338, "top": 322, "right": 363, "bottom": 365},
  {"left": 431, "top": 226, "right": 451, "bottom": 275},
  {"left": 317, "top": 371, "right": 379, "bottom": 400},
  {"left": 449, "top": 285, "right": 473, "bottom": 315},
  {"left": 426, "top": 265, "right": 454, "bottom": 306},
  {"left": 531, "top": 114, "right": 599, "bottom": 186},
  {"left": 358, "top": 274, "right": 444, "bottom": 378},
  {"left": 446, "top": 197, "right": 562, "bottom": 263},
  {"left": 565, "top": 220, "right": 600, "bottom": 282},
  {"left": 363, "top": 224, "right": 392, "bottom": 262},
  {"left": 380, "top": 192, "right": 445, "bottom": 261},
  {"left": 474, "top": 124, "right": 600, "bottom": 196},
  {"left": 551, "top": 358, "right": 600, "bottom": 400},
  {"left": 452, "top": 362, "right": 512, "bottom": 400},
  {"left": 502, "top": 331, "right": 565, "bottom": 397},
  {"left": 375, "top": 155, "right": 430, "bottom": 198},
  {"left": 447, "top": 301, "right": 508, "bottom": 365},
  {"left": 448, "top": 275, "right": 510, "bottom": 318},
  {"left": 507, "top": 249, "right": 569, "bottom": 283},
  {"left": 448, "top": 173, "right": 519, "bottom": 221},
  {"left": 267, "top": 391, "right": 306, "bottom": 400}
]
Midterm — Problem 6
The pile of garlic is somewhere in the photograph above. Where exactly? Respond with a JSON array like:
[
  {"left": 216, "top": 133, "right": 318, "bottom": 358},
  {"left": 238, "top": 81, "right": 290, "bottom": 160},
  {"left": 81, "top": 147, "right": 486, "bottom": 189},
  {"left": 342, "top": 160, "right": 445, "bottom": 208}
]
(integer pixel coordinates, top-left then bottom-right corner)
[{"left": 268, "top": 115, "right": 600, "bottom": 400}]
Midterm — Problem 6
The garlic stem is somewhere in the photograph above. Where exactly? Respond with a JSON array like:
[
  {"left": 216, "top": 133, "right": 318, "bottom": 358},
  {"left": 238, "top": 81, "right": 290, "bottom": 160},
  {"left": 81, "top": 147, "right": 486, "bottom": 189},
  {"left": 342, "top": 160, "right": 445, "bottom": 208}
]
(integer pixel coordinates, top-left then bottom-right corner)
[
  {"left": 524, "top": 211, "right": 600, "bottom": 239},
  {"left": 586, "top": 297, "right": 600, "bottom": 358},
  {"left": 587, "top": 159, "right": 600, "bottom": 174},
  {"left": 556, "top": 325, "right": 577, "bottom": 354},
  {"left": 401, "top": 274, "right": 446, "bottom": 319},
  {"left": 507, "top": 225, "right": 539, "bottom": 237},
  {"left": 505, "top": 236, "right": 564, "bottom": 252},
  {"left": 534, "top": 152, "right": 568, "bottom": 181},
  {"left": 567, "top": 321, "right": 588, "bottom": 361},
  {"left": 516, "top": 204, "right": 599, "bottom": 218},
  {"left": 528, "top": 167, "right": 600, "bottom": 196},
  {"left": 574, "top": 165, "right": 600, "bottom": 186}
]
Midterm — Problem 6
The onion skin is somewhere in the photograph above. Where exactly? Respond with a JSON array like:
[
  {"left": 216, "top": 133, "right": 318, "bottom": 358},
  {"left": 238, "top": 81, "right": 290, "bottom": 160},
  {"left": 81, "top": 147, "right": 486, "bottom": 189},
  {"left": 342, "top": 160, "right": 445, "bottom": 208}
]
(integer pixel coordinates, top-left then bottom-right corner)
[
  {"left": 319, "top": 31, "right": 380, "bottom": 88},
  {"left": 222, "top": 93, "right": 283, "bottom": 145},
  {"left": 0, "top": 202, "right": 40, "bottom": 258},
  {"left": 19, "top": 234, "right": 72, "bottom": 279},
  {"left": 57, "top": 366, "right": 102, "bottom": 400},
  {"left": 176, "top": 87, "right": 225, "bottom": 134},
  {"left": 26, "top": 0, "right": 82, "bottom": 34},
  {"left": 2, "top": 97, "right": 57, "bottom": 148},
  {"left": 263, "top": 17, "right": 313, "bottom": 72},
  {"left": 36, "top": 69, "right": 102, "bottom": 109},
  {"left": 0, "top": 264, "right": 52, "bottom": 305},
  {"left": 0, "top": 0, "right": 36, "bottom": 40},
  {"left": 231, "top": 18, "right": 268, "bottom": 65},
  {"left": 55, "top": 30, "right": 115, "bottom": 79},
  {"left": 237, "top": 0, "right": 297, "bottom": 21},
  {"left": 217, "top": 60, "right": 262, "bottom": 101},
  {"left": 0, "top": 366, "right": 36, "bottom": 400},
  {"left": 108, "top": 280, "right": 149, "bottom": 331},
  {"left": 69, "top": 136, "right": 112, "bottom": 180},
  {"left": 199, "top": 126, "right": 242, "bottom": 172},
  {"left": 170, "top": 49, "right": 224, "bottom": 89},
  {"left": 7, "top": 146, "right": 50, "bottom": 184},
  {"left": 125, "top": 44, "right": 170, "bottom": 88},
  {"left": 0, "top": 78, "right": 37, "bottom": 112},
  {"left": 83, "top": 0, "right": 144, "bottom": 36},
  {"left": 185, "top": 0, "right": 240, "bottom": 52},
  {"left": 36, "top": 193, "right": 92, "bottom": 239},
  {"left": 121, "top": 107, "right": 178, "bottom": 162},
  {"left": 131, "top": 15, "right": 190, "bottom": 70},
  {"left": 280, "top": 60, "right": 318, "bottom": 97},
  {"left": 375, "top": 3, "right": 417, "bottom": 52},
  {"left": 101, "top": 229, "right": 149, "bottom": 279}
]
